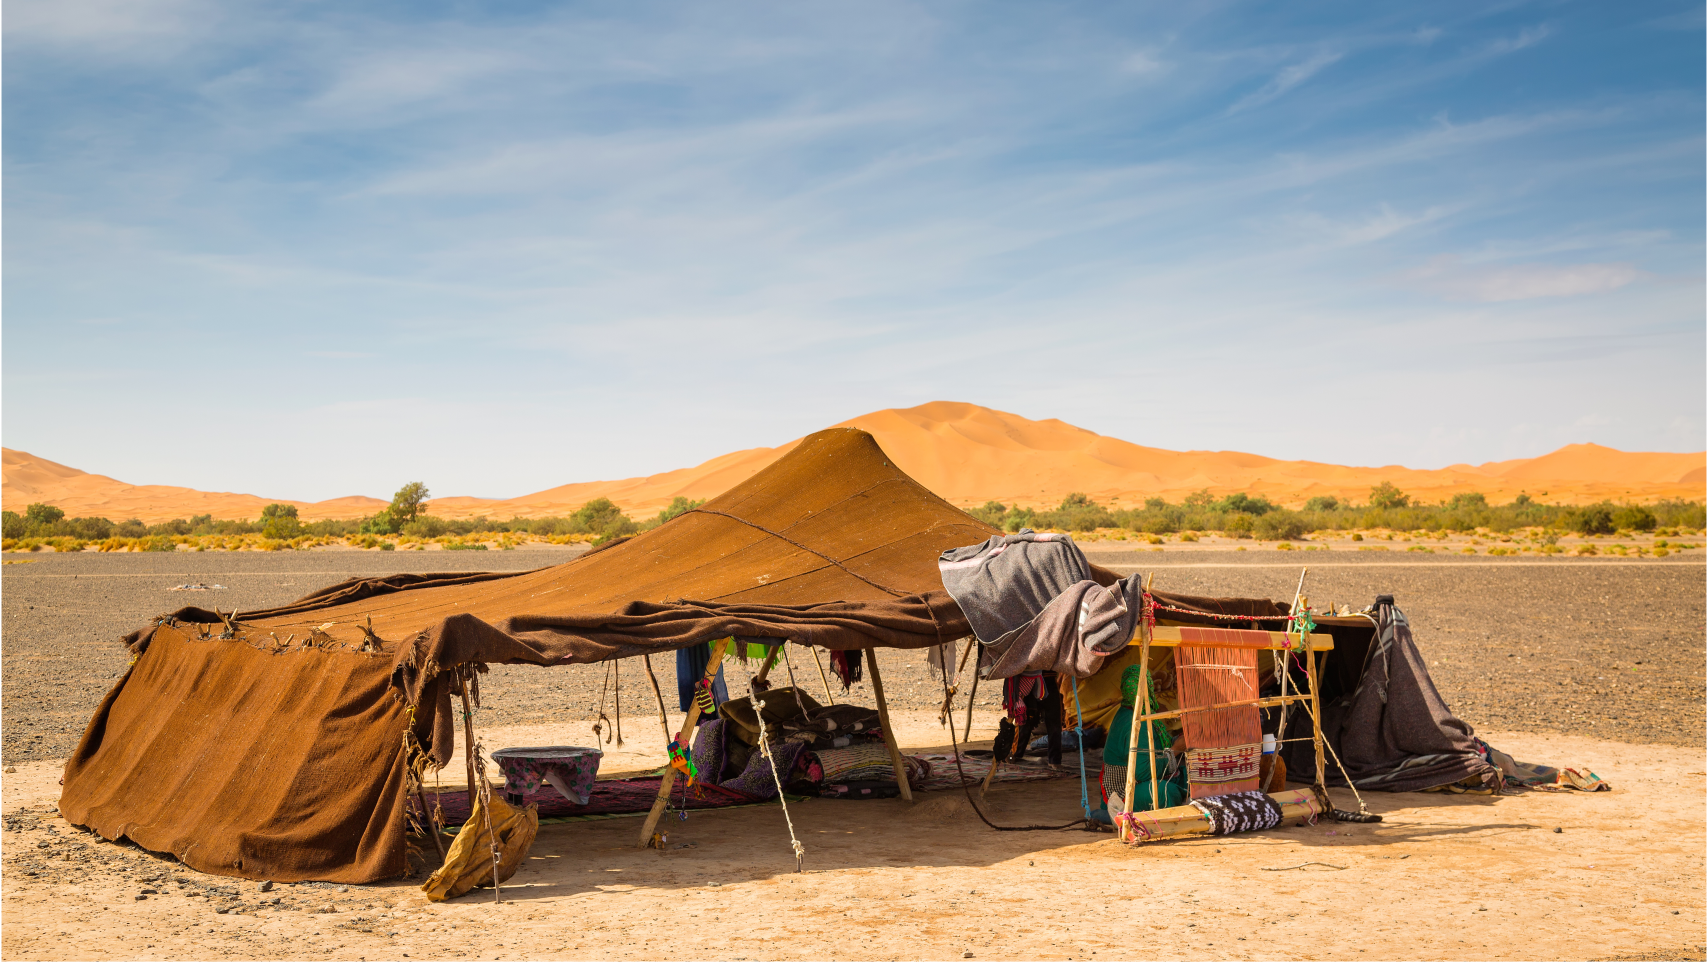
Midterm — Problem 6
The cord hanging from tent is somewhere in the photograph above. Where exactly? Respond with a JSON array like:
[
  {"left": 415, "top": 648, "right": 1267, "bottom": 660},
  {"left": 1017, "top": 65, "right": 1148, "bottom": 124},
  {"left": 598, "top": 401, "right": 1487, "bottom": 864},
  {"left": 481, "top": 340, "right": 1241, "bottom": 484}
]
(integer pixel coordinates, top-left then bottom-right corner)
[
  {"left": 936, "top": 648, "right": 1088, "bottom": 833},
  {"left": 1069, "top": 675, "right": 1092, "bottom": 821},
  {"left": 739, "top": 658, "right": 807, "bottom": 873}
]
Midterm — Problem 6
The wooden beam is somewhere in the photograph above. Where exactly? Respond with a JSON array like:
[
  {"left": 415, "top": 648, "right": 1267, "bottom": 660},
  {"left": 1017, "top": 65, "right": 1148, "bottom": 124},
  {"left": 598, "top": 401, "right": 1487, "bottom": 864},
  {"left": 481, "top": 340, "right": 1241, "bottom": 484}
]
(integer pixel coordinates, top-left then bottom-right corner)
[
  {"left": 1129, "top": 625, "right": 1333, "bottom": 651},
  {"left": 864, "top": 647, "right": 913, "bottom": 801},
  {"left": 636, "top": 638, "right": 731, "bottom": 848}
]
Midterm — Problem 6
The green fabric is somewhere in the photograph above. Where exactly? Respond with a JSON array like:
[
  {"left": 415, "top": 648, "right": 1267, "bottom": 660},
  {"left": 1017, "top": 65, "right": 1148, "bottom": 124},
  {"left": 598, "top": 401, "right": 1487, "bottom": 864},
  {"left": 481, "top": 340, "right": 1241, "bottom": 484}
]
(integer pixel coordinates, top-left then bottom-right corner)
[{"left": 1105, "top": 667, "right": 1173, "bottom": 765}]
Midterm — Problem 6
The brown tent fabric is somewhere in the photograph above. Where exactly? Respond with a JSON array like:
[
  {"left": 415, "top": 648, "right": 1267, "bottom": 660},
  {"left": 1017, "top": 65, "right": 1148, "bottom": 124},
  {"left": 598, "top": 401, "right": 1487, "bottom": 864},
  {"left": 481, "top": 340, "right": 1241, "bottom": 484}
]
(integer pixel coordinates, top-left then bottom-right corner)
[
  {"left": 59, "top": 623, "right": 408, "bottom": 883},
  {"left": 61, "top": 428, "right": 1001, "bottom": 883}
]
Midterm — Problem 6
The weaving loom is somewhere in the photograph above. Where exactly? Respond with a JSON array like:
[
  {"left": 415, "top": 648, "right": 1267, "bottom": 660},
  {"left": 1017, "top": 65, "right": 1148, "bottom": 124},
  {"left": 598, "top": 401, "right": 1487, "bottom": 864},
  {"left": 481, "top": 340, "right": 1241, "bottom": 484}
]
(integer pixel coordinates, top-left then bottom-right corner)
[
  {"left": 1118, "top": 616, "right": 1335, "bottom": 843},
  {"left": 1176, "top": 645, "right": 1262, "bottom": 799}
]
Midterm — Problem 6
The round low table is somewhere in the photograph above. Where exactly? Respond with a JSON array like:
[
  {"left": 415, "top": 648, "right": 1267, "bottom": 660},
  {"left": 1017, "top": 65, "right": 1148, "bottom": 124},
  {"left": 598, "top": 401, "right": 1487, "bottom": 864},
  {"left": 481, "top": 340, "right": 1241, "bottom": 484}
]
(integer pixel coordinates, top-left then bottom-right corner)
[{"left": 491, "top": 746, "right": 603, "bottom": 806}]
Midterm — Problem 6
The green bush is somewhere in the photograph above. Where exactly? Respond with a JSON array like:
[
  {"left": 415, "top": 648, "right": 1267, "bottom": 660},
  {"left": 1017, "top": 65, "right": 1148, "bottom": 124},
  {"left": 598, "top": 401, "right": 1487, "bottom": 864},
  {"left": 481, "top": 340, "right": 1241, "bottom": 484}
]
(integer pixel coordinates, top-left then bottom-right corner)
[
  {"left": 401, "top": 516, "right": 450, "bottom": 538},
  {"left": 1254, "top": 511, "right": 1307, "bottom": 541},
  {"left": 24, "top": 503, "right": 65, "bottom": 526},
  {"left": 388, "top": 483, "right": 430, "bottom": 525},
  {"left": 1569, "top": 504, "right": 1616, "bottom": 536},
  {"left": 644, "top": 497, "right": 706, "bottom": 530},
  {"left": 1369, "top": 482, "right": 1410, "bottom": 510},
  {"left": 1612, "top": 504, "right": 1657, "bottom": 532},
  {"left": 1303, "top": 496, "right": 1340, "bottom": 512}
]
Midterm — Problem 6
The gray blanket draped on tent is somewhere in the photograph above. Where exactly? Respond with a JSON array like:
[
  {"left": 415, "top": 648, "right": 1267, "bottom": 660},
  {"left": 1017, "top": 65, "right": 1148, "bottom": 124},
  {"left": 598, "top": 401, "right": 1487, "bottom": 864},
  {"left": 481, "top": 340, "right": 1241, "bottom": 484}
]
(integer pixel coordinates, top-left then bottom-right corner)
[{"left": 1282, "top": 598, "right": 1499, "bottom": 793}]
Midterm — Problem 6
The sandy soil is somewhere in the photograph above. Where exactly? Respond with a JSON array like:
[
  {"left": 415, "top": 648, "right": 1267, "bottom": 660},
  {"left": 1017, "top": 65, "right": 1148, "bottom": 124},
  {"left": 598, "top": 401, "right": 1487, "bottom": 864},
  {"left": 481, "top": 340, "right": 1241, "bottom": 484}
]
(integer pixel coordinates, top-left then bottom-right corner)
[
  {"left": 3, "top": 548, "right": 1704, "bottom": 961},
  {"left": 3, "top": 716, "right": 1703, "bottom": 961}
]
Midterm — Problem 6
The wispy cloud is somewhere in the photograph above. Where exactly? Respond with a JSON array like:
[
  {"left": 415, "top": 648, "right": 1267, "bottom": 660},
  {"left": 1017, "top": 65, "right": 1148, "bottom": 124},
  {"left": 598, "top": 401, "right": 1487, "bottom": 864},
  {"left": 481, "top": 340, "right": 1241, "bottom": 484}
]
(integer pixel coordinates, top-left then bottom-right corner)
[
  {"left": 2, "top": 2, "right": 1701, "bottom": 497},
  {"left": 1228, "top": 51, "right": 1342, "bottom": 113},
  {"left": 1484, "top": 24, "right": 1550, "bottom": 56},
  {"left": 1401, "top": 255, "right": 1646, "bottom": 301}
]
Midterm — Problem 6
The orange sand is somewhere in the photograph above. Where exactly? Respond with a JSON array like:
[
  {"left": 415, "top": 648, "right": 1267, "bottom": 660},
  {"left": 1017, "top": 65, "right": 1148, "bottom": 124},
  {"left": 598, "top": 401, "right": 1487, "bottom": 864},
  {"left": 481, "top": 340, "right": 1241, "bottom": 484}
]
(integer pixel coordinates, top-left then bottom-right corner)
[
  {"left": 6, "top": 402, "right": 1703, "bottom": 523},
  {"left": 0, "top": 449, "right": 387, "bottom": 524}
]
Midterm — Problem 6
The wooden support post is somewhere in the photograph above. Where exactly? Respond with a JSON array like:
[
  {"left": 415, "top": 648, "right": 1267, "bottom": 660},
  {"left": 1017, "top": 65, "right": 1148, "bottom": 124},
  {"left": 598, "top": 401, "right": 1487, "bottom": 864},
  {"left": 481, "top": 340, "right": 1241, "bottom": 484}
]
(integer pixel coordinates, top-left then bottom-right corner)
[
  {"left": 751, "top": 644, "right": 781, "bottom": 691},
  {"left": 864, "top": 647, "right": 912, "bottom": 801},
  {"left": 458, "top": 672, "right": 479, "bottom": 795},
  {"left": 1123, "top": 628, "right": 1150, "bottom": 841},
  {"left": 642, "top": 654, "right": 674, "bottom": 744},
  {"left": 637, "top": 638, "right": 732, "bottom": 848},
  {"left": 808, "top": 645, "right": 837, "bottom": 705},
  {"left": 962, "top": 666, "right": 980, "bottom": 744},
  {"left": 1309, "top": 647, "right": 1327, "bottom": 793}
]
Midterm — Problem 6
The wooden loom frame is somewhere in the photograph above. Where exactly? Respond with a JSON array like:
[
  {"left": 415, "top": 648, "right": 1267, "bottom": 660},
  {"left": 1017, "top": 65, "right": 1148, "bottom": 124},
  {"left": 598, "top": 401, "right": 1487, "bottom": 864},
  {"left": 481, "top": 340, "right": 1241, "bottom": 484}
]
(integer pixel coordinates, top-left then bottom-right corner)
[{"left": 1116, "top": 623, "right": 1334, "bottom": 842}]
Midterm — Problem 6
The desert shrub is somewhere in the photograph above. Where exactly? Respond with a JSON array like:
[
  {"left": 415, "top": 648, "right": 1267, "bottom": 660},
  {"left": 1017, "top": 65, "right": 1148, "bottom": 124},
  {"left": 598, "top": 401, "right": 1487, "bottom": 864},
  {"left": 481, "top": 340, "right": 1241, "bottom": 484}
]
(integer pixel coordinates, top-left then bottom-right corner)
[
  {"left": 1445, "top": 492, "right": 1487, "bottom": 511},
  {"left": 1612, "top": 504, "right": 1657, "bottom": 532},
  {"left": 1, "top": 512, "right": 24, "bottom": 539},
  {"left": 1216, "top": 493, "right": 1276, "bottom": 516},
  {"left": 402, "top": 516, "right": 450, "bottom": 538},
  {"left": 1568, "top": 504, "right": 1616, "bottom": 536},
  {"left": 1034, "top": 493, "right": 1117, "bottom": 532},
  {"left": 139, "top": 535, "right": 175, "bottom": 552},
  {"left": 25, "top": 503, "right": 65, "bottom": 526},
  {"left": 388, "top": 483, "right": 430, "bottom": 525},
  {"left": 966, "top": 501, "right": 1008, "bottom": 528},
  {"left": 116, "top": 518, "right": 148, "bottom": 538},
  {"left": 646, "top": 497, "right": 706, "bottom": 529},
  {"left": 1222, "top": 513, "right": 1255, "bottom": 538},
  {"left": 1369, "top": 482, "right": 1410, "bottom": 510},
  {"left": 1254, "top": 511, "right": 1307, "bottom": 541},
  {"left": 1651, "top": 499, "right": 1707, "bottom": 529},
  {"left": 1302, "top": 496, "right": 1339, "bottom": 512}
]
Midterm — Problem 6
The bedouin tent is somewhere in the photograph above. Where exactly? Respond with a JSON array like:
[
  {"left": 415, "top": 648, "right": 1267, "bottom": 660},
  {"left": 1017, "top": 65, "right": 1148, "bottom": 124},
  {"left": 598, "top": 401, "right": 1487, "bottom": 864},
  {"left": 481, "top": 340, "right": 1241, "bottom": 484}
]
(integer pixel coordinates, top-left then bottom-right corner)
[{"left": 58, "top": 427, "right": 1499, "bottom": 884}]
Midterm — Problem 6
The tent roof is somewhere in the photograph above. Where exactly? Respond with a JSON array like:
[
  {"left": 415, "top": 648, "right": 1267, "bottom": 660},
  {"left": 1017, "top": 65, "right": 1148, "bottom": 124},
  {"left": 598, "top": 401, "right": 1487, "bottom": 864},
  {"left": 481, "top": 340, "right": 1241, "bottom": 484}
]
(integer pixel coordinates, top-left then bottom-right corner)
[{"left": 218, "top": 427, "right": 998, "bottom": 658}]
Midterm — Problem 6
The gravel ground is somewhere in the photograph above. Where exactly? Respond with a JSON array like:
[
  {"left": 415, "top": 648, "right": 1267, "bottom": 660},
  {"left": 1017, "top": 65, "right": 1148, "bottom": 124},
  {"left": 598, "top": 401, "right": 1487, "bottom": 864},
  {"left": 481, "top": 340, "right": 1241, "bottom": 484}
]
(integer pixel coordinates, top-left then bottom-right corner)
[{"left": 3, "top": 547, "right": 1703, "bottom": 764}]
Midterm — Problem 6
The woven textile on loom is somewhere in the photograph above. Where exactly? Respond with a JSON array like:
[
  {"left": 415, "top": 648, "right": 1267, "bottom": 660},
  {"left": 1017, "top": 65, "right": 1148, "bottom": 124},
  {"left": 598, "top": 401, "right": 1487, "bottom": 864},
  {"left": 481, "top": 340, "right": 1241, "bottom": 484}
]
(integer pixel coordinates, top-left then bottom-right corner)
[{"left": 1176, "top": 645, "right": 1262, "bottom": 799}]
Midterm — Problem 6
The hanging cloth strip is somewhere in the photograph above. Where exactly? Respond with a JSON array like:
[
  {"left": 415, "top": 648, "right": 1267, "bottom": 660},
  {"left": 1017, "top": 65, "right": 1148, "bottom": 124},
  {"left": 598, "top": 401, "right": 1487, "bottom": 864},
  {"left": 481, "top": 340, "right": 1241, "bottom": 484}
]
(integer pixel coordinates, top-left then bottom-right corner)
[
  {"left": 829, "top": 649, "right": 863, "bottom": 690},
  {"left": 1002, "top": 672, "right": 1048, "bottom": 728}
]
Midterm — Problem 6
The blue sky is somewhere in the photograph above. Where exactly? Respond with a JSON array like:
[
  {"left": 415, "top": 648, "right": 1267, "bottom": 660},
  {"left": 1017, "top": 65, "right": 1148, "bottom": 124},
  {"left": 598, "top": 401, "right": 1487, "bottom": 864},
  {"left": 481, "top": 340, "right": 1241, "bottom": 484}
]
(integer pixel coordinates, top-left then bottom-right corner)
[{"left": 5, "top": 1, "right": 1703, "bottom": 501}]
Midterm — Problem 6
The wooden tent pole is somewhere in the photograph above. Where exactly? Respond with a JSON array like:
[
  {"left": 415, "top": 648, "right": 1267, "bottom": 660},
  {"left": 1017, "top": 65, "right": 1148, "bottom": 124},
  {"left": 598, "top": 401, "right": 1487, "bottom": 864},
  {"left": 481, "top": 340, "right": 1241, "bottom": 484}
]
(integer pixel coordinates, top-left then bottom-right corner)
[
  {"left": 864, "top": 647, "right": 912, "bottom": 801},
  {"left": 458, "top": 671, "right": 479, "bottom": 795},
  {"left": 808, "top": 645, "right": 837, "bottom": 705},
  {"left": 752, "top": 644, "right": 781, "bottom": 690},
  {"left": 1123, "top": 629, "right": 1150, "bottom": 840},
  {"left": 636, "top": 638, "right": 732, "bottom": 848},
  {"left": 962, "top": 669, "right": 979, "bottom": 744},
  {"left": 1309, "top": 646, "right": 1327, "bottom": 793},
  {"left": 642, "top": 654, "right": 674, "bottom": 743}
]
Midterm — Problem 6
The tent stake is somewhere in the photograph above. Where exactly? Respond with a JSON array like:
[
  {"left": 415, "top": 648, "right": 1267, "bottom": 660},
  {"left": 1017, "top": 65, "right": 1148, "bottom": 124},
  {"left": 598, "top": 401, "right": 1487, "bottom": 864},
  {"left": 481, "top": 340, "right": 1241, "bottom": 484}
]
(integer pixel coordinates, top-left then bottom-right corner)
[
  {"left": 864, "top": 647, "right": 912, "bottom": 801},
  {"left": 637, "top": 638, "right": 732, "bottom": 848}
]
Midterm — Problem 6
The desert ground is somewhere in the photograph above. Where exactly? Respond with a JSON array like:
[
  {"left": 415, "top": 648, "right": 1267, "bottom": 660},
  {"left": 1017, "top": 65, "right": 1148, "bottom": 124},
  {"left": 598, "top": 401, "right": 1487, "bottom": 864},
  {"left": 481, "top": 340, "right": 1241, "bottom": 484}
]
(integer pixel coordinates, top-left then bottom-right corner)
[{"left": 2, "top": 546, "right": 1704, "bottom": 960}]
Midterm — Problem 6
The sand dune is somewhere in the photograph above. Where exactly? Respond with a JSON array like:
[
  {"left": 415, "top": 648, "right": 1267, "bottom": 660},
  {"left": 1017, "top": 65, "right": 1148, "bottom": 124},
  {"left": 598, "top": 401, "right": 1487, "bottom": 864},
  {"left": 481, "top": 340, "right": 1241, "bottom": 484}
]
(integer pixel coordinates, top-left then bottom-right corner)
[
  {"left": 5, "top": 402, "right": 1703, "bottom": 523},
  {"left": 0, "top": 449, "right": 387, "bottom": 524}
]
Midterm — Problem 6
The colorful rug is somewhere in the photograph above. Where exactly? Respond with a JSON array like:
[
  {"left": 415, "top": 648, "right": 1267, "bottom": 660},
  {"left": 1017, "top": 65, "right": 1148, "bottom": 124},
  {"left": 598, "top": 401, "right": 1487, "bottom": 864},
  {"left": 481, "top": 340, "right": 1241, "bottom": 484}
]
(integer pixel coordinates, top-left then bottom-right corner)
[
  {"left": 416, "top": 753, "right": 1083, "bottom": 827},
  {"left": 416, "top": 775, "right": 762, "bottom": 826}
]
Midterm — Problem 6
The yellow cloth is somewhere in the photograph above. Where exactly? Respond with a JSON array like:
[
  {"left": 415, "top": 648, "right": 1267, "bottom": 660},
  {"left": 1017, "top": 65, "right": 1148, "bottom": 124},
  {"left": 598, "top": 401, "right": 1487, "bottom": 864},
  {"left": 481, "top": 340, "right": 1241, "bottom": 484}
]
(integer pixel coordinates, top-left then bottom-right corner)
[
  {"left": 1074, "top": 647, "right": 1180, "bottom": 734},
  {"left": 421, "top": 789, "right": 539, "bottom": 902}
]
